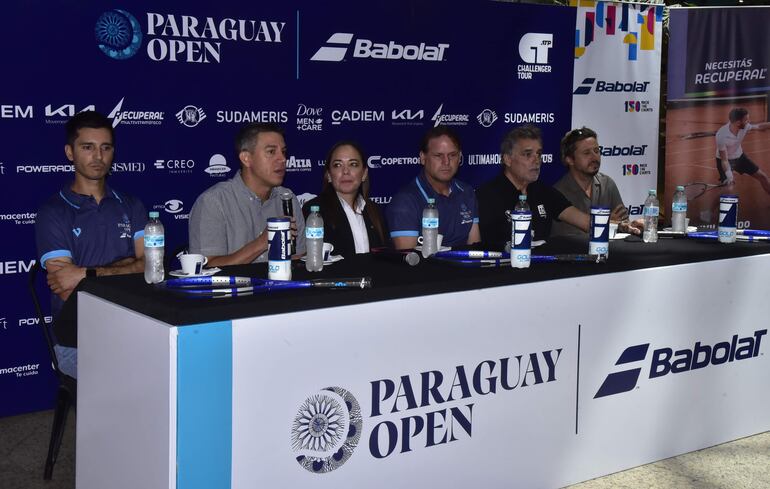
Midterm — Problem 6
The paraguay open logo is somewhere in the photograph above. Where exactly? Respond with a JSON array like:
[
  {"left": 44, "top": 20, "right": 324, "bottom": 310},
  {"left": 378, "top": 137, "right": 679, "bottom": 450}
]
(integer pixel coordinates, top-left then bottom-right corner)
[
  {"left": 291, "top": 386, "right": 362, "bottom": 473},
  {"left": 95, "top": 9, "right": 143, "bottom": 60}
]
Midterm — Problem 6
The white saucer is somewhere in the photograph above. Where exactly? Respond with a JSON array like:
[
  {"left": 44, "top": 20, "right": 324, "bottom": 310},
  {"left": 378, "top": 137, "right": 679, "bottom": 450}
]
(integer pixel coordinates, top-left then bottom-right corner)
[
  {"left": 611, "top": 233, "right": 631, "bottom": 240},
  {"left": 415, "top": 245, "right": 451, "bottom": 252},
  {"left": 662, "top": 226, "right": 698, "bottom": 233},
  {"left": 300, "top": 255, "right": 344, "bottom": 265},
  {"left": 169, "top": 267, "right": 221, "bottom": 278},
  {"left": 532, "top": 240, "right": 546, "bottom": 248}
]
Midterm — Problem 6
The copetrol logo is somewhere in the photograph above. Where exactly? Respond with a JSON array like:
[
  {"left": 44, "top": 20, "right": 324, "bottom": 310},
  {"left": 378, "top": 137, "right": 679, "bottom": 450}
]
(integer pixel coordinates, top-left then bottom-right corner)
[
  {"left": 216, "top": 109, "right": 288, "bottom": 124},
  {"left": 296, "top": 104, "right": 323, "bottom": 131},
  {"left": 176, "top": 105, "right": 206, "bottom": 127},
  {"left": 154, "top": 158, "right": 195, "bottom": 174},
  {"left": 0, "top": 105, "right": 34, "bottom": 119},
  {"left": 95, "top": 10, "right": 143, "bottom": 60},
  {"left": 517, "top": 33, "right": 553, "bottom": 80},
  {"left": 44, "top": 104, "right": 96, "bottom": 124},
  {"left": 108, "top": 98, "right": 164, "bottom": 127},
  {"left": 311, "top": 32, "right": 449, "bottom": 63},
  {"left": 292, "top": 348, "right": 562, "bottom": 473},
  {"left": 595, "top": 330, "right": 767, "bottom": 398},
  {"left": 205, "top": 154, "right": 232, "bottom": 177},
  {"left": 367, "top": 155, "right": 420, "bottom": 169},
  {"left": 573, "top": 78, "right": 650, "bottom": 95},
  {"left": 286, "top": 156, "right": 312, "bottom": 172},
  {"left": 0, "top": 212, "right": 36, "bottom": 225},
  {"left": 391, "top": 109, "right": 424, "bottom": 126},
  {"left": 291, "top": 386, "right": 363, "bottom": 473},
  {"left": 331, "top": 110, "right": 384, "bottom": 126},
  {"left": 0, "top": 258, "right": 35, "bottom": 275},
  {"left": 0, "top": 363, "right": 41, "bottom": 378},
  {"left": 476, "top": 109, "right": 498, "bottom": 128},
  {"left": 431, "top": 104, "right": 468, "bottom": 127},
  {"left": 95, "top": 9, "right": 286, "bottom": 63}
]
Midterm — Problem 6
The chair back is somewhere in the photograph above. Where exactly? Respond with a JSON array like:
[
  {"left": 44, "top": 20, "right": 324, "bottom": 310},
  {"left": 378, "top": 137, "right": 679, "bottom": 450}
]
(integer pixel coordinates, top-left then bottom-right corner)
[{"left": 27, "top": 261, "right": 62, "bottom": 376}]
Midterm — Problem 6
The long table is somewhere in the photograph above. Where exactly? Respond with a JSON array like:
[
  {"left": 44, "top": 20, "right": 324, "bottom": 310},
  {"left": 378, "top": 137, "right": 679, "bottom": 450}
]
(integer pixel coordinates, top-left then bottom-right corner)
[{"left": 77, "top": 237, "right": 770, "bottom": 489}]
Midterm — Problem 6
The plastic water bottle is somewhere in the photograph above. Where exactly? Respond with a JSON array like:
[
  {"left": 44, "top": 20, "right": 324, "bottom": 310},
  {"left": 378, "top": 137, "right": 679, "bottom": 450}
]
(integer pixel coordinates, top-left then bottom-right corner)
[
  {"left": 421, "top": 198, "right": 439, "bottom": 258},
  {"left": 144, "top": 211, "right": 165, "bottom": 284},
  {"left": 515, "top": 194, "right": 530, "bottom": 213},
  {"left": 642, "top": 189, "right": 659, "bottom": 243},
  {"left": 671, "top": 185, "right": 687, "bottom": 233},
  {"left": 305, "top": 205, "right": 324, "bottom": 272}
]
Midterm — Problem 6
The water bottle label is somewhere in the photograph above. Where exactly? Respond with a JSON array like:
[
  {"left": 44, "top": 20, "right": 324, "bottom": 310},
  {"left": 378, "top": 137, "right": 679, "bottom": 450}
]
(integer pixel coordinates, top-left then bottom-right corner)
[
  {"left": 145, "top": 235, "right": 165, "bottom": 248},
  {"left": 672, "top": 202, "right": 687, "bottom": 212},
  {"left": 643, "top": 205, "right": 659, "bottom": 217},
  {"left": 422, "top": 217, "right": 439, "bottom": 229},
  {"left": 305, "top": 226, "right": 324, "bottom": 239}
]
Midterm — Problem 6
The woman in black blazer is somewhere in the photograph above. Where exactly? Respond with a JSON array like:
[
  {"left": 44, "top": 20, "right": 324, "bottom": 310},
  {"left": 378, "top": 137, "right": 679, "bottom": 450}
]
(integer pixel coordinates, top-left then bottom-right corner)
[{"left": 302, "top": 141, "right": 389, "bottom": 257}]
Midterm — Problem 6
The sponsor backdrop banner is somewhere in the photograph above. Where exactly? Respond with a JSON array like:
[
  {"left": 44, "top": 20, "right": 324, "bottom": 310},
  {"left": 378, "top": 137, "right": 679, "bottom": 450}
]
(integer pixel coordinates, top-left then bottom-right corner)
[
  {"left": 0, "top": 0, "right": 578, "bottom": 417},
  {"left": 571, "top": 1, "right": 663, "bottom": 217},
  {"left": 665, "top": 7, "right": 770, "bottom": 230}
]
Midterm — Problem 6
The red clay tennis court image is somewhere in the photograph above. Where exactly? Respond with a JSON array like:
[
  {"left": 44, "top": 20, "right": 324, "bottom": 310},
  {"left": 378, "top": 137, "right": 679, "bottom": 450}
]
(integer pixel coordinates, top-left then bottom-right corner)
[{"left": 665, "top": 95, "right": 770, "bottom": 230}]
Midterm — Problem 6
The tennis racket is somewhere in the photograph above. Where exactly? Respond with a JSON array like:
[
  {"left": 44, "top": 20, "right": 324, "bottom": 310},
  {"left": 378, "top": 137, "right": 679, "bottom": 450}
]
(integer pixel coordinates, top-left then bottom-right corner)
[
  {"left": 162, "top": 276, "right": 372, "bottom": 298},
  {"left": 683, "top": 182, "right": 726, "bottom": 200}
]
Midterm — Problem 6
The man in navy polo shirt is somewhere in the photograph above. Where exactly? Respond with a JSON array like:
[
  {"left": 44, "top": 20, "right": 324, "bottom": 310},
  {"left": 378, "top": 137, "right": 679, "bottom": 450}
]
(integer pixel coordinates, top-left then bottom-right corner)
[
  {"left": 35, "top": 111, "right": 147, "bottom": 378},
  {"left": 386, "top": 126, "right": 480, "bottom": 249}
]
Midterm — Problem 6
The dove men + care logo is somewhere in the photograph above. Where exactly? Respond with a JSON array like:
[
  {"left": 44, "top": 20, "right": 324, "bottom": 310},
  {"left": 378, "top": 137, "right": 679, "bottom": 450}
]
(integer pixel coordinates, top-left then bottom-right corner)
[{"left": 594, "top": 329, "right": 767, "bottom": 398}]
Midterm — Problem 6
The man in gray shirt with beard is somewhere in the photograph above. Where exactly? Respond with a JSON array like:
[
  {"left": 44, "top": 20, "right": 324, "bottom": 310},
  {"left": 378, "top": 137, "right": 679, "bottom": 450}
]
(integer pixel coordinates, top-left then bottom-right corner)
[
  {"left": 551, "top": 126, "right": 641, "bottom": 237},
  {"left": 188, "top": 123, "right": 305, "bottom": 265}
]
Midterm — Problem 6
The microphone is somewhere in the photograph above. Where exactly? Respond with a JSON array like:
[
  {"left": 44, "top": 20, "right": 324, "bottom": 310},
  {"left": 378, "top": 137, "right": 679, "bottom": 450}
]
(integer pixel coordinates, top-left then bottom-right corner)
[{"left": 370, "top": 248, "right": 421, "bottom": 266}]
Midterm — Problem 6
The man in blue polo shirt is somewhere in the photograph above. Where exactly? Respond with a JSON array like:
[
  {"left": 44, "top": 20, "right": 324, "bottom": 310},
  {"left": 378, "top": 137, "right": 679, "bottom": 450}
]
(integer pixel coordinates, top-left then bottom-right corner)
[
  {"left": 387, "top": 126, "right": 480, "bottom": 249},
  {"left": 35, "top": 111, "right": 147, "bottom": 378}
]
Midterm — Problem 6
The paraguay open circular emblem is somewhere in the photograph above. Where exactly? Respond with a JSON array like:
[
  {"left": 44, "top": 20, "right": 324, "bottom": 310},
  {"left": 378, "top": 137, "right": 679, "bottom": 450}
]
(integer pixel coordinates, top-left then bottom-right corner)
[
  {"left": 95, "top": 9, "right": 143, "bottom": 60},
  {"left": 291, "top": 386, "right": 362, "bottom": 473}
]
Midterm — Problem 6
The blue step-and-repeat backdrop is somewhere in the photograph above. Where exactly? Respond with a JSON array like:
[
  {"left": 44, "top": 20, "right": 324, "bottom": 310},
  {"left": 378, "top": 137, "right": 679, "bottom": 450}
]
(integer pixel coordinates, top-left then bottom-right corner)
[{"left": 0, "top": 0, "right": 576, "bottom": 416}]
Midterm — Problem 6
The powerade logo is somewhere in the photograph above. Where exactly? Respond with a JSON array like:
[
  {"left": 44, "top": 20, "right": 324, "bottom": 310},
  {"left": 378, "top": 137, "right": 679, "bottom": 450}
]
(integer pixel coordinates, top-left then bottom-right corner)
[
  {"left": 595, "top": 329, "right": 767, "bottom": 398},
  {"left": 95, "top": 9, "right": 143, "bottom": 60},
  {"left": 573, "top": 78, "right": 650, "bottom": 95},
  {"left": 311, "top": 33, "right": 449, "bottom": 62}
]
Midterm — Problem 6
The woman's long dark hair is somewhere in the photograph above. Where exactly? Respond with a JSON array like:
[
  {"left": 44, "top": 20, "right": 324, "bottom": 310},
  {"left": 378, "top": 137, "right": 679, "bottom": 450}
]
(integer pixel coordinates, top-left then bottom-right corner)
[{"left": 319, "top": 141, "right": 387, "bottom": 244}]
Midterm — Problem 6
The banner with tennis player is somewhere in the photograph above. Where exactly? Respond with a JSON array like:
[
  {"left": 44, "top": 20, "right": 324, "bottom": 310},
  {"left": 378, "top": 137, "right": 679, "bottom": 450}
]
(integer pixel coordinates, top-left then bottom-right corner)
[
  {"left": 666, "top": 7, "right": 770, "bottom": 230},
  {"left": 571, "top": 1, "right": 663, "bottom": 217}
]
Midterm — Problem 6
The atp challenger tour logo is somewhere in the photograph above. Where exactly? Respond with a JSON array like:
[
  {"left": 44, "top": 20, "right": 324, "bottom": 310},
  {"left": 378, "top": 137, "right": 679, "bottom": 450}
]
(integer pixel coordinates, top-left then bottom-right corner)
[
  {"left": 595, "top": 329, "right": 767, "bottom": 398},
  {"left": 292, "top": 348, "right": 562, "bottom": 473}
]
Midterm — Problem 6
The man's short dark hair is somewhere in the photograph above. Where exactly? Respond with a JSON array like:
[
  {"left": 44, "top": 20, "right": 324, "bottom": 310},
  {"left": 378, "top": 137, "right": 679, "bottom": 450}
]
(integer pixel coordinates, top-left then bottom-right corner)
[
  {"left": 729, "top": 107, "right": 749, "bottom": 123},
  {"left": 65, "top": 111, "right": 114, "bottom": 146},
  {"left": 235, "top": 123, "right": 285, "bottom": 155},
  {"left": 419, "top": 126, "right": 462, "bottom": 153},
  {"left": 500, "top": 125, "right": 542, "bottom": 162},
  {"left": 560, "top": 126, "right": 598, "bottom": 166}
]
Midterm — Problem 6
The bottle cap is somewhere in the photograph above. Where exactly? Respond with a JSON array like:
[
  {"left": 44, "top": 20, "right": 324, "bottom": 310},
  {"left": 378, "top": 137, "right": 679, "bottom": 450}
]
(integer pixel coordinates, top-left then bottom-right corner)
[
  {"left": 519, "top": 194, "right": 527, "bottom": 201},
  {"left": 149, "top": 211, "right": 159, "bottom": 218},
  {"left": 310, "top": 205, "right": 320, "bottom": 212},
  {"left": 676, "top": 185, "right": 684, "bottom": 191},
  {"left": 427, "top": 198, "right": 436, "bottom": 204},
  {"left": 648, "top": 189, "right": 657, "bottom": 195}
]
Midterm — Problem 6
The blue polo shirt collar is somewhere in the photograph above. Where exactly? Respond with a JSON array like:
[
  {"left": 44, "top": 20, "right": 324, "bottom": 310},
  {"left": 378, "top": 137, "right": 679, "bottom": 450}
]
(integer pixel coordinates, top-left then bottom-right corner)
[
  {"left": 59, "top": 183, "right": 122, "bottom": 209},
  {"left": 415, "top": 171, "right": 464, "bottom": 203}
]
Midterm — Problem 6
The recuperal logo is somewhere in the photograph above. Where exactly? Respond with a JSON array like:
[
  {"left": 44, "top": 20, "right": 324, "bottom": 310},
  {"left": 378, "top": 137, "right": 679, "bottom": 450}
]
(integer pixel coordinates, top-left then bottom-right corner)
[
  {"left": 594, "top": 329, "right": 767, "bottom": 398},
  {"left": 95, "top": 9, "right": 143, "bottom": 60},
  {"left": 291, "top": 386, "right": 362, "bottom": 473},
  {"left": 310, "top": 32, "right": 448, "bottom": 62}
]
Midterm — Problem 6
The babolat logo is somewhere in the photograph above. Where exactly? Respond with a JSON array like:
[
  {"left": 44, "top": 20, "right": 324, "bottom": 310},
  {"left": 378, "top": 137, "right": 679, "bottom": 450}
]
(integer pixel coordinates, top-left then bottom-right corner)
[
  {"left": 310, "top": 32, "right": 449, "bottom": 62},
  {"left": 599, "top": 144, "right": 647, "bottom": 157},
  {"left": 573, "top": 78, "right": 651, "bottom": 95},
  {"left": 595, "top": 329, "right": 767, "bottom": 398}
]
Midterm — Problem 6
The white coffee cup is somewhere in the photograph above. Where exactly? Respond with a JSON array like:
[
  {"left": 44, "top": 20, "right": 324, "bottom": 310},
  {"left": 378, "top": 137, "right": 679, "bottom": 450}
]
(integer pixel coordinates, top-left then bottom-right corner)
[
  {"left": 609, "top": 222, "right": 619, "bottom": 239},
  {"left": 322, "top": 242, "right": 335, "bottom": 261},
  {"left": 417, "top": 233, "right": 444, "bottom": 248},
  {"left": 180, "top": 254, "right": 208, "bottom": 275}
]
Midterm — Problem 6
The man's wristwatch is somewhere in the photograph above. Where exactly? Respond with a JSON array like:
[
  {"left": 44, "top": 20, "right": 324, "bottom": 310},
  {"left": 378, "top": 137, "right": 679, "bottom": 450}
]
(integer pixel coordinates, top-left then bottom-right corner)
[{"left": 86, "top": 268, "right": 97, "bottom": 278}]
